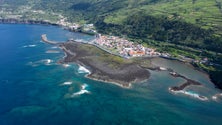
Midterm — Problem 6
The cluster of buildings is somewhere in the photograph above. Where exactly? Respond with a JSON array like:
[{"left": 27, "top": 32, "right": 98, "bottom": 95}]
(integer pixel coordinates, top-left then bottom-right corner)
[
  {"left": 56, "top": 18, "right": 80, "bottom": 30},
  {"left": 94, "top": 34, "right": 160, "bottom": 58},
  {"left": 82, "top": 24, "right": 97, "bottom": 34},
  {"left": 57, "top": 18, "right": 96, "bottom": 34}
]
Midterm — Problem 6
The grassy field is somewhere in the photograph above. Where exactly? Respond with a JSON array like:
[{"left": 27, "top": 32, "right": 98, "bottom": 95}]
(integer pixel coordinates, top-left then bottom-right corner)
[{"left": 104, "top": 0, "right": 222, "bottom": 34}]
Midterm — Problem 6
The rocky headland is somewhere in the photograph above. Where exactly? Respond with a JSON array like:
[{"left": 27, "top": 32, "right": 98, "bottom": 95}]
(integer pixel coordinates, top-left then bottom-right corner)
[
  {"left": 41, "top": 35, "right": 158, "bottom": 88},
  {"left": 59, "top": 41, "right": 156, "bottom": 88}
]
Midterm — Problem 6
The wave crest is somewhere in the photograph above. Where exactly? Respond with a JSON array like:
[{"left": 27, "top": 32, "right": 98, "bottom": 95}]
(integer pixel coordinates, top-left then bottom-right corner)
[
  {"left": 62, "top": 64, "right": 71, "bottom": 68},
  {"left": 62, "top": 82, "right": 73, "bottom": 85},
  {"left": 78, "top": 65, "right": 91, "bottom": 74},
  {"left": 71, "top": 84, "right": 90, "bottom": 97},
  {"left": 23, "top": 45, "right": 37, "bottom": 48},
  {"left": 27, "top": 59, "right": 53, "bottom": 67},
  {"left": 169, "top": 88, "right": 208, "bottom": 101}
]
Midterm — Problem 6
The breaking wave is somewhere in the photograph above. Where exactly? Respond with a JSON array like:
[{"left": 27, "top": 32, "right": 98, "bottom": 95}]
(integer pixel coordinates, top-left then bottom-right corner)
[
  {"left": 62, "top": 82, "right": 73, "bottom": 85},
  {"left": 62, "top": 64, "right": 71, "bottom": 68},
  {"left": 27, "top": 59, "right": 53, "bottom": 67},
  {"left": 51, "top": 46, "right": 58, "bottom": 49},
  {"left": 169, "top": 88, "right": 208, "bottom": 101},
  {"left": 45, "top": 50, "right": 60, "bottom": 54},
  {"left": 42, "top": 59, "right": 53, "bottom": 65},
  {"left": 78, "top": 65, "right": 91, "bottom": 74},
  {"left": 212, "top": 93, "right": 222, "bottom": 101},
  {"left": 71, "top": 84, "right": 90, "bottom": 97},
  {"left": 23, "top": 44, "right": 37, "bottom": 48}
]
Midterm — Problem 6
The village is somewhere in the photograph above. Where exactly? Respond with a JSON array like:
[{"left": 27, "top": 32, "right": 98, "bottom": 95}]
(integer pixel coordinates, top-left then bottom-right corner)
[
  {"left": 92, "top": 34, "right": 161, "bottom": 58},
  {"left": 55, "top": 17, "right": 162, "bottom": 58}
]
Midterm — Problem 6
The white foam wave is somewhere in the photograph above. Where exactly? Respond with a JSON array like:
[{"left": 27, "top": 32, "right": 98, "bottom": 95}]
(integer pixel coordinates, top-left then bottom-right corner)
[
  {"left": 62, "top": 82, "right": 73, "bottom": 85},
  {"left": 81, "top": 84, "right": 88, "bottom": 90},
  {"left": 212, "top": 93, "right": 222, "bottom": 101},
  {"left": 43, "top": 59, "right": 53, "bottom": 65},
  {"left": 23, "top": 45, "right": 37, "bottom": 48},
  {"left": 27, "top": 62, "right": 38, "bottom": 67},
  {"left": 71, "top": 84, "right": 90, "bottom": 97},
  {"left": 78, "top": 65, "right": 91, "bottom": 74},
  {"left": 212, "top": 96, "right": 217, "bottom": 100},
  {"left": 71, "top": 90, "right": 90, "bottom": 97},
  {"left": 169, "top": 88, "right": 208, "bottom": 101},
  {"left": 45, "top": 50, "right": 60, "bottom": 54},
  {"left": 159, "top": 67, "right": 167, "bottom": 71},
  {"left": 27, "top": 59, "right": 53, "bottom": 67},
  {"left": 51, "top": 46, "right": 58, "bottom": 49},
  {"left": 63, "top": 64, "right": 71, "bottom": 68}
]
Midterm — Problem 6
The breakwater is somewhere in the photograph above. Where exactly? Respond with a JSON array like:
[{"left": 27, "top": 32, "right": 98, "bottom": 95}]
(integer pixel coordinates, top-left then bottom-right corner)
[{"left": 41, "top": 34, "right": 60, "bottom": 45}]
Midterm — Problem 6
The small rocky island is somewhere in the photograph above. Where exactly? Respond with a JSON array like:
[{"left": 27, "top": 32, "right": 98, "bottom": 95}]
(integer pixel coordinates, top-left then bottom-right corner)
[{"left": 42, "top": 35, "right": 157, "bottom": 88}]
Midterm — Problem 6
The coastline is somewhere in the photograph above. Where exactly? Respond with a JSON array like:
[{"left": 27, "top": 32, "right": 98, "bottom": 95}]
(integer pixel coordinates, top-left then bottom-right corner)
[
  {"left": 57, "top": 40, "right": 210, "bottom": 90},
  {"left": 76, "top": 64, "right": 132, "bottom": 89},
  {"left": 0, "top": 18, "right": 95, "bottom": 36},
  {"left": 40, "top": 34, "right": 216, "bottom": 89},
  {"left": 0, "top": 18, "right": 59, "bottom": 26},
  {"left": 1, "top": 19, "right": 217, "bottom": 89},
  {"left": 54, "top": 40, "right": 152, "bottom": 88},
  {"left": 85, "top": 74, "right": 132, "bottom": 89}
]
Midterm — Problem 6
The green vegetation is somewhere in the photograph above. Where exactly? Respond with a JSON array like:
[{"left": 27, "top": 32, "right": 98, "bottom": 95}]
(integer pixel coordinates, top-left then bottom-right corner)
[
  {"left": 79, "top": 43, "right": 132, "bottom": 67},
  {"left": 210, "top": 70, "right": 222, "bottom": 89}
]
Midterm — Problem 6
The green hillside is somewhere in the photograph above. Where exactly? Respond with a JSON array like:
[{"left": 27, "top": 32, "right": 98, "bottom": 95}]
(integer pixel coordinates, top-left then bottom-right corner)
[
  {"left": 1, "top": 0, "right": 222, "bottom": 29},
  {"left": 2, "top": 0, "right": 222, "bottom": 28}
]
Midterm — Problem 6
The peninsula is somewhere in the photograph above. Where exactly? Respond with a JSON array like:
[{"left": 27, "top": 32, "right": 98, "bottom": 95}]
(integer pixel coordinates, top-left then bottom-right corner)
[
  {"left": 42, "top": 35, "right": 157, "bottom": 88},
  {"left": 41, "top": 34, "right": 208, "bottom": 90}
]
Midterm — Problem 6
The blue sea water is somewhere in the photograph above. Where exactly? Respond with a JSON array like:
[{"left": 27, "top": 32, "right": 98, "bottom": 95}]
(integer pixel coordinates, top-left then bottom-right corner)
[{"left": 0, "top": 24, "right": 222, "bottom": 125}]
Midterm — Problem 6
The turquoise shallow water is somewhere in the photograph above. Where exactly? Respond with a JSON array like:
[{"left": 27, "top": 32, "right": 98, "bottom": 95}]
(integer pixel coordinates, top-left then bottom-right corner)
[{"left": 0, "top": 24, "right": 222, "bottom": 125}]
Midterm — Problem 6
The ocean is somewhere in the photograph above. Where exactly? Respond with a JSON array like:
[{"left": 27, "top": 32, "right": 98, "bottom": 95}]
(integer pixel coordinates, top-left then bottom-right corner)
[{"left": 0, "top": 24, "right": 221, "bottom": 125}]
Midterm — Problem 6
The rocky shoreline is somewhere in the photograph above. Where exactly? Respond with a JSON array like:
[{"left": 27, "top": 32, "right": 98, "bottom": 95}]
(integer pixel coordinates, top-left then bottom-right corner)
[
  {"left": 40, "top": 35, "right": 156, "bottom": 88},
  {"left": 40, "top": 34, "right": 214, "bottom": 90},
  {"left": 167, "top": 71, "right": 209, "bottom": 101},
  {"left": 0, "top": 18, "right": 96, "bottom": 36},
  {"left": 59, "top": 41, "right": 153, "bottom": 88},
  {"left": 0, "top": 18, "right": 59, "bottom": 26},
  {"left": 169, "top": 72, "right": 202, "bottom": 91}
]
